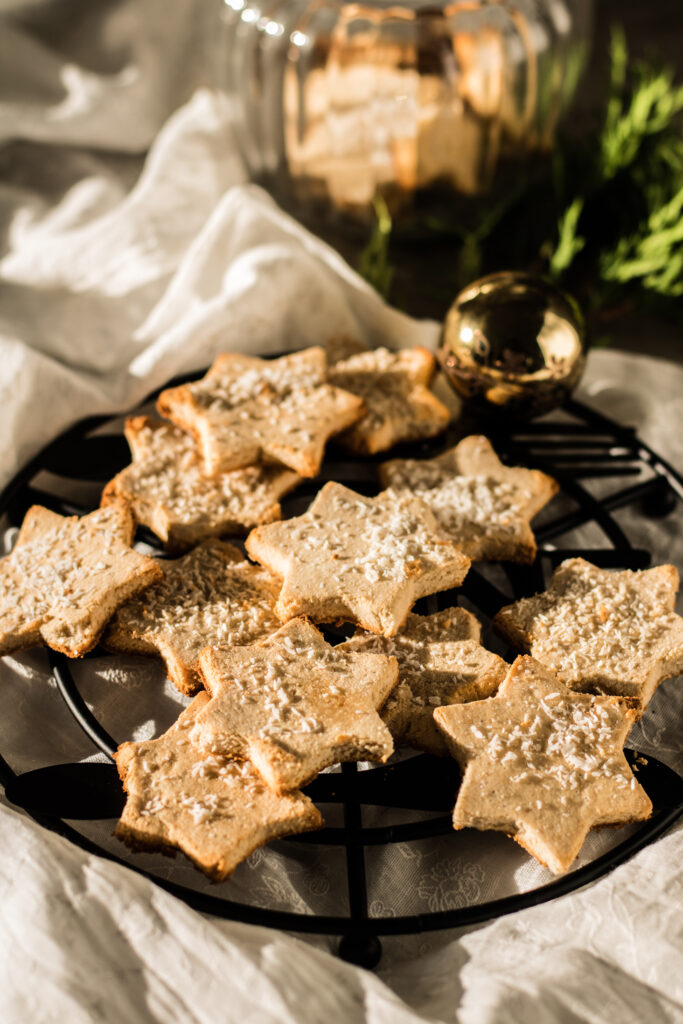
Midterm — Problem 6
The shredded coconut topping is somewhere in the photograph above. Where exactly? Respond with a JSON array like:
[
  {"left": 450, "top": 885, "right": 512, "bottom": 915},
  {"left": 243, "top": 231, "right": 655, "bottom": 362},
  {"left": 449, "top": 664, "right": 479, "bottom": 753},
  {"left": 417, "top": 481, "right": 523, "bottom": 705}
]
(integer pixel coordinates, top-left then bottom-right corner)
[
  {"left": 122, "top": 421, "right": 294, "bottom": 526},
  {"left": 0, "top": 508, "right": 138, "bottom": 619},
  {"left": 193, "top": 354, "right": 325, "bottom": 410},
  {"left": 479, "top": 692, "right": 629, "bottom": 792},
  {"left": 328, "top": 347, "right": 448, "bottom": 439},
  {"left": 512, "top": 563, "right": 679, "bottom": 681},
  {"left": 112, "top": 543, "right": 280, "bottom": 662},
  {"left": 330, "top": 349, "right": 419, "bottom": 431},
  {"left": 287, "top": 488, "right": 458, "bottom": 585},
  {"left": 206, "top": 643, "right": 362, "bottom": 741},
  {"left": 384, "top": 460, "right": 524, "bottom": 543}
]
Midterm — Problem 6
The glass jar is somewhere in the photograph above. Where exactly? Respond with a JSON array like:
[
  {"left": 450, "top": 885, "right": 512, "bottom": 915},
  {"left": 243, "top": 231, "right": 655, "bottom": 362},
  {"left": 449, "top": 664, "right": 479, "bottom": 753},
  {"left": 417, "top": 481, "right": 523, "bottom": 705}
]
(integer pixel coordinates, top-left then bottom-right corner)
[{"left": 221, "top": 0, "right": 592, "bottom": 227}]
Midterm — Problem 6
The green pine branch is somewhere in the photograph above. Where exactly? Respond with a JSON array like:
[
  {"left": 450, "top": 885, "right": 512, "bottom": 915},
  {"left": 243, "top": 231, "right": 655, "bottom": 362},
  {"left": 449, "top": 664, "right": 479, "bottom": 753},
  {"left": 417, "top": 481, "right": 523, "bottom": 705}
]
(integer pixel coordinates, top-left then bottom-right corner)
[
  {"left": 549, "top": 197, "right": 585, "bottom": 277},
  {"left": 549, "top": 26, "right": 683, "bottom": 303},
  {"left": 357, "top": 193, "right": 394, "bottom": 300},
  {"left": 355, "top": 25, "right": 683, "bottom": 320},
  {"left": 601, "top": 184, "right": 683, "bottom": 296},
  {"left": 601, "top": 28, "right": 683, "bottom": 181}
]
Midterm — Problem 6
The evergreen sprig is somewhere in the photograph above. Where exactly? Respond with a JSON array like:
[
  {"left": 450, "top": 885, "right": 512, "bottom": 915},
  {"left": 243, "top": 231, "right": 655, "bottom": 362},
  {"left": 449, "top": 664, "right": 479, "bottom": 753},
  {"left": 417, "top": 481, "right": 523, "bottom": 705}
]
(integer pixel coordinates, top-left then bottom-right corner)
[
  {"left": 600, "top": 28, "right": 683, "bottom": 180},
  {"left": 550, "top": 197, "right": 585, "bottom": 277},
  {"left": 601, "top": 184, "right": 683, "bottom": 296},
  {"left": 357, "top": 193, "right": 394, "bottom": 299},
  {"left": 357, "top": 27, "right": 683, "bottom": 325},
  {"left": 549, "top": 27, "right": 683, "bottom": 304}
]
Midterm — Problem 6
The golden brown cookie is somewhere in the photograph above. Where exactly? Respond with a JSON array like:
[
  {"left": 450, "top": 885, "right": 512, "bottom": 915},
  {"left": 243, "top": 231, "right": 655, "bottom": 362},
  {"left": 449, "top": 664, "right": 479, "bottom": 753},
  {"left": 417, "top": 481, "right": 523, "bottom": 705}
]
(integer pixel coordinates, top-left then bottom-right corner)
[
  {"left": 102, "top": 417, "right": 301, "bottom": 551},
  {"left": 325, "top": 335, "right": 369, "bottom": 364},
  {"left": 157, "top": 348, "right": 364, "bottom": 477},
  {"left": 191, "top": 618, "right": 398, "bottom": 793},
  {"left": 493, "top": 558, "right": 683, "bottom": 708},
  {"left": 434, "top": 656, "right": 652, "bottom": 874},
  {"left": 328, "top": 344, "right": 451, "bottom": 454},
  {"left": 246, "top": 481, "right": 471, "bottom": 637},
  {"left": 380, "top": 435, "right": 558, "bottom": 563},
  {"left": 115, "top": 692, "right": 322, "bottom": 881},
  {"left": 103, "top": 540, "right": 282, "bottom": 696},
  {"left": 0, "top": 502, "right": 161, "bottom": 658},
  {"left": 340, "top": 608, "right": 507, "bottom": 755}
]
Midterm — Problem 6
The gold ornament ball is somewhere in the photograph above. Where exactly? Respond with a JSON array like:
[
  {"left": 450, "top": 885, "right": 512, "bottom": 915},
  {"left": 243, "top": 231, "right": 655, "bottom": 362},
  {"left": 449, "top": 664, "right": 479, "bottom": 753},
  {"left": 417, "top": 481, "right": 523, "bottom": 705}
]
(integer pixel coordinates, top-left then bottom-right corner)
[{"left": 438, "top": 272, "right": 587, "bottom": 419}]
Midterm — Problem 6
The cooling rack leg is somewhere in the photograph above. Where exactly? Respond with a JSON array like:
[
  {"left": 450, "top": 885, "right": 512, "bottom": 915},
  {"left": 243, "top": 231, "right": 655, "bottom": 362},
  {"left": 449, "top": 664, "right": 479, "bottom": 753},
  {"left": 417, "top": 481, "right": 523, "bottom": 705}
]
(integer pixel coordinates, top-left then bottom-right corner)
[
  {"left": 640, "top": 477, "right": 678, "bottom": 518},
  {"left": 337, "top": 762, "right": 382, "bottom": 969}
]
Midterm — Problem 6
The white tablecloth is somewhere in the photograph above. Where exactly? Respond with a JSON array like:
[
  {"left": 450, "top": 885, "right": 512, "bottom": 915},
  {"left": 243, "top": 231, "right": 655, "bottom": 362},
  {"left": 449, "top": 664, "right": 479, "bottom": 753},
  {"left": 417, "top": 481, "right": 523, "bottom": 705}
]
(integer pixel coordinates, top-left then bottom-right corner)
[{"left": 0, "top": 6, "right": 682, "bottom": 1021}]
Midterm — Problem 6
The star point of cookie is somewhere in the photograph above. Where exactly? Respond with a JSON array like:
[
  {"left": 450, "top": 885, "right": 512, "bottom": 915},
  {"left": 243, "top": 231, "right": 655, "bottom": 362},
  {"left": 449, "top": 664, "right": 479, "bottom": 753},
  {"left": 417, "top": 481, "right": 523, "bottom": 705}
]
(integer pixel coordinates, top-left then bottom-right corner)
[
  {"left": 494, "top": 558, "right": 683, "bottom": 707},
  {"left": 328, "top": 343, "right": 451, "bottom": 454},
  {"left": 157, "top": 347, "right": 364, "bottom": 477},
  {"left": 245, "top": 481, "right": 471, "bottom": 636},
  {"left": 340, "top": 608, "right": 507, "bottom": 755},
  {"left": 103, "top": 540, "right": 282, "bottom": 695},
  {"left": 380, "top": 435, "right": 558, "bottom": 562},
  {"left": 115, "top": 693, "right": 322, "bottom": 881},
  {"left": 191, "top": 618, "right": 399, "bottom": 793},
  {"left": 102, "top": 417, "right": 301, "bottom": 551},
  {"left": 434, "top": 656, "right": 652, "bottom": 874},
  {"left": 0, "top": 502, "right": 161, "bottom": 658}
]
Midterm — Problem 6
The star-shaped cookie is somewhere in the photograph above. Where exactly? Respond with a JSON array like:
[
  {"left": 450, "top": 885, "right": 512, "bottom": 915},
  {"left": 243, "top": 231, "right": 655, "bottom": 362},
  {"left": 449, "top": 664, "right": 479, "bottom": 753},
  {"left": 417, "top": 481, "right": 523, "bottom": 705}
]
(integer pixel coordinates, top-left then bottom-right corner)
[
  {"left": 103, "top": 540, "right": 282, "bottom": 695},
  {"left": 157, "top": 347, "right": 364, "bottom": 477},
  {"left": 325, "top": 335, "right": 369, "bottom": 364},
  {"left": 245, "top": 481, "right": 471, "bottom": 636},
  {"left": 493, "top": 558, "right": 683, "bottom": 708},
  {"left": 328, "top": 344, "right": 451, "bottom": 454},
  {"left": 115, "top": 692, "right": 322, "bottom": 881},
  {"left": 434, "top": 656, "right": 652, "bottom": 874},
  {"left": 191, "top": 618, "right": 398, "bottom": 793},
  {"left": 102, "top": 417, "right": 302, "bottom": 551},
  {"left": 0, "top": 502, "right": 161, "bottom": 658},
  {"left": 340, "top": 608, "right": 507, "bottom": 755},
  {"left": 380, "top": 435, "right": 558, "bottom": 562}
]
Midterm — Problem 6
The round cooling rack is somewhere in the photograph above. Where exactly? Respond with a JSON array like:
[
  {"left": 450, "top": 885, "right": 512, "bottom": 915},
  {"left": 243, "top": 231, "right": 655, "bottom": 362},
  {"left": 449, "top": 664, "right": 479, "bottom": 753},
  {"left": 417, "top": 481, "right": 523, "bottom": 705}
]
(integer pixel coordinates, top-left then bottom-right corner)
[{"left": 1, "top": 377, "right": 682, "bottom": 969}]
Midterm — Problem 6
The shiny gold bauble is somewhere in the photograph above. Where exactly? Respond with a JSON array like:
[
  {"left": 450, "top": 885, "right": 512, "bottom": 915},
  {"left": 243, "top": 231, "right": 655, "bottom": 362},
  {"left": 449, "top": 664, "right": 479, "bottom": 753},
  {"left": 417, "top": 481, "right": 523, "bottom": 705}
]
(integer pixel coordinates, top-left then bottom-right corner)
[{"left": 438, "top": 272, "right": 587, "bottom": 419}]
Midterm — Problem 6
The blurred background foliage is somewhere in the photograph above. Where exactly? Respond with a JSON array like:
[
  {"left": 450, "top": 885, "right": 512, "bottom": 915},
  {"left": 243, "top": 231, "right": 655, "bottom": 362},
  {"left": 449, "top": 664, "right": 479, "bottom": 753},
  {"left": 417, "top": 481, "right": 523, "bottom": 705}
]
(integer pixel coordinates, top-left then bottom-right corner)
[{"left": 358, "top": 28, "right": 683, "bottom": 351}]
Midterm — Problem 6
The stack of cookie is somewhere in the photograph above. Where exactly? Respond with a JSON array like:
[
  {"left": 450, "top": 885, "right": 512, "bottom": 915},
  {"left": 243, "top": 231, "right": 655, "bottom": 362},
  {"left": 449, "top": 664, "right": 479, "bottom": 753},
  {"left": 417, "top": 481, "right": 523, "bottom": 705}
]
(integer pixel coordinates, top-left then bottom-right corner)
[
  {"left": 1, "top": 341, "right": 681, "bottom": 882},
  {"left": 104, "top": 342, "right": 473, "bottom": 878}
]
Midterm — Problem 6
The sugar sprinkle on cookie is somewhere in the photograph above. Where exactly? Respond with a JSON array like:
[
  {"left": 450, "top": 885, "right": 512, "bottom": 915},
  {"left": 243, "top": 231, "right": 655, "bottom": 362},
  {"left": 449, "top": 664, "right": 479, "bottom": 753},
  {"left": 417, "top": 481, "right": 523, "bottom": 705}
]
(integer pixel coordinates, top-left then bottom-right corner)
[
  {"left": 494, "top": 558, "right": 683, "bottom": 707},
  {"left": 328, "top": 343, "right": 451, "bottom": 455},
  {"left": 157, "top": 347, "right": 364, "bottom": 477},
  {"left": 246, "top": 481, "right": 471, "bottom": 636},
  {"left": 0, "top": 502, "right": 161, "bottom": 658},
  {"left": 115, "top": 692, "right": 322, "bottom": 881},
  {"left": 191, "top": 617, "right": 398, "bottom": 793},
  {"left": 380, "top": 435, "right": 558, "bottom": 563},
  {"left": 102, "top": 417, "right": 302, "bottom": 551},
  {"left": 434, "top": 655, "right": 652, "bottom": 874},
  {"left": 340, "top": 608, "right": 507, "bottom": 756},
  {"left": 104, "top": 539, "right": 282, "bottom": 696}
]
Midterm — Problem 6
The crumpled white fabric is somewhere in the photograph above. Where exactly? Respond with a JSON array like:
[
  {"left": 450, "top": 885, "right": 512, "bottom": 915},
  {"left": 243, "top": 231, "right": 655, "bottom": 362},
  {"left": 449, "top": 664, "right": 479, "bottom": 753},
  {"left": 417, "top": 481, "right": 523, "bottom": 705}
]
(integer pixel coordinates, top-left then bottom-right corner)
[
  {"left": 1, "top": 7, "right": 682, "bottom": 1022},
  {"left": 0, "top": 87, "right": 435, "bottom": 494},
  {"left": 0, "top": 0, "right": 220, "bottom": 152}
]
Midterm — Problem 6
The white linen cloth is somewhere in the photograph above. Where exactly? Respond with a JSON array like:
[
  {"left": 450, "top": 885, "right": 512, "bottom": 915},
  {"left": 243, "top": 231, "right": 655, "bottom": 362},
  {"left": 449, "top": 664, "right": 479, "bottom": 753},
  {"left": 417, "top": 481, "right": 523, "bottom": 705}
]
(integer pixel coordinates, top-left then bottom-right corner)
[{"left": 1, "top": 7, "right": 682, "bottom": 1022}]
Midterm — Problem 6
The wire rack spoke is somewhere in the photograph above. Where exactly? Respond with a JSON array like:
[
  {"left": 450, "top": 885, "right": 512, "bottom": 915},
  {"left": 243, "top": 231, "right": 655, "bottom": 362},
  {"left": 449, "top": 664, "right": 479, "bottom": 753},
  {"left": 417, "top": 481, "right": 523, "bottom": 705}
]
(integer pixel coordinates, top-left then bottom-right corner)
[
  {"left": 41, "top": 434, "right": 131, "bottom": 481},
  {"left": 554, "top": 467, "right": 643, "bottom": 480},
  {"left": 6, "top": 486, "right": 90, "bottom": 526},
  {"left": 539, "top": 547, "right": 652, "bottom": 570}
]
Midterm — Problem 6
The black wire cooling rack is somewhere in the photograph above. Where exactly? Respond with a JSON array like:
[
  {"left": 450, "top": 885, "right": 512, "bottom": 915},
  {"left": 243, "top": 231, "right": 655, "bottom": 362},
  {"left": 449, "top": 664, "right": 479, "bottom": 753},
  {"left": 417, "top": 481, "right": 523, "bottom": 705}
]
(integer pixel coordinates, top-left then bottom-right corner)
[{"left": 1, "top": 380, "right": 682, "bottom": 969}]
